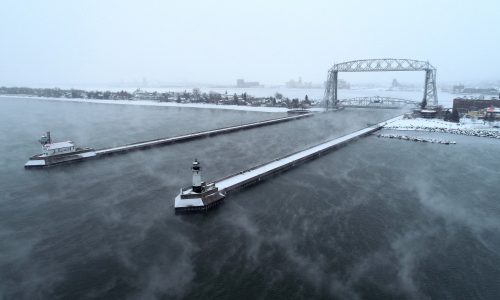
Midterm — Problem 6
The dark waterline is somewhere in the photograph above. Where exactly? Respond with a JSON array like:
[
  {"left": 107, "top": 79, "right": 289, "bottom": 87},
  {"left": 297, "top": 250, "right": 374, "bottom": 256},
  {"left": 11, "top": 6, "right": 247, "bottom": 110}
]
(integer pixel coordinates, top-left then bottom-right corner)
[{"left": 1, "top": 97, "right": 499, "bottom": 299}]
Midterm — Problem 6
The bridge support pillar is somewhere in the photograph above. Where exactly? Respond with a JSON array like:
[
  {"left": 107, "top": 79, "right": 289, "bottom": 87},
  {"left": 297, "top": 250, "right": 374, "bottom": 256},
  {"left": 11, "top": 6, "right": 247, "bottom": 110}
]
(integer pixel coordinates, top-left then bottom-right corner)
[
  {"left": 332, "top": 71, "right": 338, "bottom": 108},
  {"left": 423, "top": 69, "right": 438, "bottom": 108},
  {"left": 324, "top": 70, "right": 338, "bottom": 110}
]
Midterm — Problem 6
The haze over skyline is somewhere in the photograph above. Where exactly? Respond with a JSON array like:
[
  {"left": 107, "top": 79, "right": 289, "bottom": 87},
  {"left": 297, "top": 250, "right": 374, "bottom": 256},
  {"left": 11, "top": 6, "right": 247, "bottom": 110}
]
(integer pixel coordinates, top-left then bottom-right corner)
[{"left": 1, "top": 0, "right": 499, "bottom": 87}]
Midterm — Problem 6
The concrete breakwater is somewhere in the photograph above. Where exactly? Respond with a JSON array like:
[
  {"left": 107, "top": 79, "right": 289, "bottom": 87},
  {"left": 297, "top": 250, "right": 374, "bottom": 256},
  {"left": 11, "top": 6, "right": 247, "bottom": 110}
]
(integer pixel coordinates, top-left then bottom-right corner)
[
  {"left": 95, "top": 113, "right": 313, "bottom": 156},
  {"left": 25, "top": 113, "right": 313, "bottom": 168},
  {"left": 174, "top": 115, "right": 403, "bottom": 212}
]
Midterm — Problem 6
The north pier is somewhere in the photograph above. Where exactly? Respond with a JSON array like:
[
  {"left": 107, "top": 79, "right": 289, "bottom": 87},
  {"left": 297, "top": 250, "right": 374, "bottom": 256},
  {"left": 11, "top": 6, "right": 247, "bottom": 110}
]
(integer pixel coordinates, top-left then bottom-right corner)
[{"left": 24, "top": 113, "right": 312, "bottom": 168}]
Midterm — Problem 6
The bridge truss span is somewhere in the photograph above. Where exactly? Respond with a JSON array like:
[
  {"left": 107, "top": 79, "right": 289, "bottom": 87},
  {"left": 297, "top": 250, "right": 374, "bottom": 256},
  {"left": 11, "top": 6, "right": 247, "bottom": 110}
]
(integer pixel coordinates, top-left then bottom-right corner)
[
  {"left": 332, "top": 59, "right": 435, "bottom": 72},
  {"left": 324, "top": 58, "right": 438, "bottom": 109}
]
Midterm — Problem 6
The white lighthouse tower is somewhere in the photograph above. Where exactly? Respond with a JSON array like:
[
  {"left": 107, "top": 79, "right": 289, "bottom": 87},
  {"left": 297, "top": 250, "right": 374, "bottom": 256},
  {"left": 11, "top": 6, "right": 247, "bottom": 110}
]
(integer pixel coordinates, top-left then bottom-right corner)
[
  {"left": 174, "top": 158, "right": 225, "bottom": 212},
  {"left": 192, "top": 159, "right": 203, "bottom": 193}
]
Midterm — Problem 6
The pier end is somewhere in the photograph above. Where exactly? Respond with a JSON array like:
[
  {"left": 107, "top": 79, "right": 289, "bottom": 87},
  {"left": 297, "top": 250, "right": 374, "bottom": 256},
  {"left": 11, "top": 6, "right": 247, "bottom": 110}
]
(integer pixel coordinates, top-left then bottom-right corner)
[{"left": 174, "top": 159, "right": 225, "bottom": 212}]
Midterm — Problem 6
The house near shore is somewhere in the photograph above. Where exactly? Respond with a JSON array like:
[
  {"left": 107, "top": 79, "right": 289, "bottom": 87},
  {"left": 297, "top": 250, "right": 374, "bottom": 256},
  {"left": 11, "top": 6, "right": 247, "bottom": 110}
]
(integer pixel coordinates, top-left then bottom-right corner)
[{"left": 453, "top": 97, "right": 500, "bottom": 115}]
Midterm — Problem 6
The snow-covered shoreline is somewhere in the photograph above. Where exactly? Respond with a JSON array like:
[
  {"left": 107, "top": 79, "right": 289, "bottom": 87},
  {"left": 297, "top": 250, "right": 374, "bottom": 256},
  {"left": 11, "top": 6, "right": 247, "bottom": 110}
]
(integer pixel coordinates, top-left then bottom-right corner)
[
  {"left": 384, "top": 118, "right": 500, "bottom": 139},
  {"left": 0, "top": 94, "right": 298, "bottom": 113},
  {"left": 377, "top": 133, "right": 456, "bottom": 144}
]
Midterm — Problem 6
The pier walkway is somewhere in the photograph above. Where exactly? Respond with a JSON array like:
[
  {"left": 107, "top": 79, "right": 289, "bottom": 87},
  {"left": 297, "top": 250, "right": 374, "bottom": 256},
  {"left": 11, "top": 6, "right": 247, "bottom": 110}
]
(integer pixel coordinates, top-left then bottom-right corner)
[
  {"left": 95, "top": 113, "right": 312, "bottom": 156},
  {"left": 174, "top": 115, "right": 402, "bottom": 211}
]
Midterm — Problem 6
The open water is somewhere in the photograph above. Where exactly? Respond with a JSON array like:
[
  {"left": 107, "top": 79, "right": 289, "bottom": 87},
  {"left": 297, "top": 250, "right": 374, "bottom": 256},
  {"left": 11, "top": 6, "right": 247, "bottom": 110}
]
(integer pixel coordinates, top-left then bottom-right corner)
[{"left": 1, "top": 97, "right": 499, "bottom": 300}]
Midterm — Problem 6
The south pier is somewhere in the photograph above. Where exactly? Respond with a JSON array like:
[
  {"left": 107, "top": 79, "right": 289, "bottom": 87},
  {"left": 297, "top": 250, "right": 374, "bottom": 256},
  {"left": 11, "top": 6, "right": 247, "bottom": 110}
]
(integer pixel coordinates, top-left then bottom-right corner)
[{"left": 174, "top": 115, "right": 402, "bottom": 212}]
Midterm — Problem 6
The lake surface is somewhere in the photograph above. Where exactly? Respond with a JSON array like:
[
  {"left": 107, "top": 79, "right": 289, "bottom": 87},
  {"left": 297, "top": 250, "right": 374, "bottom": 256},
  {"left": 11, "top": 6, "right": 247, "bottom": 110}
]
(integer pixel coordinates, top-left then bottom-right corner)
[{"left": 1, "top": 97, "right": 499, "bottom": 300}]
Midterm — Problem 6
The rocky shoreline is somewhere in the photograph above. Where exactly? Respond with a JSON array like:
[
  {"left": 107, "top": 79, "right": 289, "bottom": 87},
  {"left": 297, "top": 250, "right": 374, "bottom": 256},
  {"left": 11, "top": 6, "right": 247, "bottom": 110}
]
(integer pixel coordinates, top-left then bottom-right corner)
[
  {"left": 384, "top": 119, "right": 500, "bottom": 139},
  {"left": 377, "top": 133, "right": 456, "bottom": 144}
]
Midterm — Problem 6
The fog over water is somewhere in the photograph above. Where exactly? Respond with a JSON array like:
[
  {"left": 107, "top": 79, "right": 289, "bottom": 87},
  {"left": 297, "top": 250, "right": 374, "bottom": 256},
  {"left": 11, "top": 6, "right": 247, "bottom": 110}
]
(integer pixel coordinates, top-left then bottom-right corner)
[
  {"left": 2, "top": 0, "right": 500, "bottom": 298},
  {"left": 1, "top": 97, "right": 499, "bottom": 299}
]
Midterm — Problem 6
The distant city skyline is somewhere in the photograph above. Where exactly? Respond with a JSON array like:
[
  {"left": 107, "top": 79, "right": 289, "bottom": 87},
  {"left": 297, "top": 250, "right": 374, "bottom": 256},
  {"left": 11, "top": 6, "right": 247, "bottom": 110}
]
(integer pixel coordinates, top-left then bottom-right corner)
[
  {"left": 35, "top": 76, "right": 498, "bottom": 90},
  {"left": 1, "top": 0, "right": 499, "bottom": 87}
]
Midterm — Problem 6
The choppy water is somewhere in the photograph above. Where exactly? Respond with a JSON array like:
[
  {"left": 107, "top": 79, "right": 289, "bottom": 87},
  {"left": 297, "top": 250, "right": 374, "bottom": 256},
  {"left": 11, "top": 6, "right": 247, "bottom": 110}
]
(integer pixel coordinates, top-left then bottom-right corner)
[{"left": 1, "top": 97, "right": 499, "bottom": 300}]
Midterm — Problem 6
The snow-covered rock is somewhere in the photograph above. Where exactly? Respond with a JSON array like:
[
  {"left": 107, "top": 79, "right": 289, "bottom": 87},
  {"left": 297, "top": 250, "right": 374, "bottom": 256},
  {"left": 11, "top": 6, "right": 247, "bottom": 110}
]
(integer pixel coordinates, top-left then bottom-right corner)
[
  {"left": 377, "top": 133, "right": 456, "bottom": 144},
  {"left": 383, "top": 118, "right": 500, "bottom": 139}
]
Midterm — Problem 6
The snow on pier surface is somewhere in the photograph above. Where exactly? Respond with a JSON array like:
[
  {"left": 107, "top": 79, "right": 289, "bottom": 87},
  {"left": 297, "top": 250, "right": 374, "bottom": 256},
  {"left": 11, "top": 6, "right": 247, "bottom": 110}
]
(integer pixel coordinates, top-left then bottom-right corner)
[
  {"left": 78, "top": 151, "right": 97, "bottom": 158},
  {"left": 96, "top": 113, "right": 312, "bottom": 156},
  {"left": 214, "top": 115, "right": 402, "bottom": 192},
  {"left": 24, "top": 160, "right": 46, "bottom": 167},
  {"left": 174, "top": 194, "right": 204, "bottom": 208}
]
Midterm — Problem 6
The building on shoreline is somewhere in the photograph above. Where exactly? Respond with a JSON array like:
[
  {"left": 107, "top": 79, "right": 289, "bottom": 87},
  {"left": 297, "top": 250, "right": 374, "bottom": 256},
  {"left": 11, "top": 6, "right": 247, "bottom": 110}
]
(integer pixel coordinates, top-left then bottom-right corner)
[
  {"left": 236, "top": 79, "right": 261, "bottom": 88},
  {"left": 453, "top": 97, "right": 500, "bottom": 115},
  {"left": 452, "top": 84, "right": 498, "bottom": 95},
  {"left": 286, "top": 77, "right": 312, "bottom": 88}
]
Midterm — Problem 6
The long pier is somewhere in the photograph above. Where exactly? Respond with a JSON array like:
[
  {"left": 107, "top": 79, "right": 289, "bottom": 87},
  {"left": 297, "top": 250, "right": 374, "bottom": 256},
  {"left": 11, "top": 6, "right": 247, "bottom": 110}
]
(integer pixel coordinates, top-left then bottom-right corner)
[
  {"left": 25, "top": 113, "right": 312, "bottom": 168},
  {"left": 95, "top": 113, "right": 312, "bottom": 156},
  {"left": 174, "top": 115, "right": 402, "bottom": 212}
]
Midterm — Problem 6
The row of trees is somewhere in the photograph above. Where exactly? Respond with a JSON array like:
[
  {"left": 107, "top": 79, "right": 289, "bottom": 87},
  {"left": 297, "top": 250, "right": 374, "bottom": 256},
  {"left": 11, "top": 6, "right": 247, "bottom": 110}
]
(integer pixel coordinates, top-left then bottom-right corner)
[
  {"left": 0, "top": 86, "right": 133, "bottom": 100},
  {"left": 177, "top": 90, "right": 313, "bottom": 108},
  {"left": 0, "top": 86, "right": 315, "bottom": 108}
]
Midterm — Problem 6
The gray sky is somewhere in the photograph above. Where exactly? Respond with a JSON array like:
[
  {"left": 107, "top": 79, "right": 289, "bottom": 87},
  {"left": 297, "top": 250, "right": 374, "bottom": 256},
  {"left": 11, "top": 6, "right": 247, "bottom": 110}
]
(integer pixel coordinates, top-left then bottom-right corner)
[{"left": 1, "top": 0, "right": 499, "bottom": 87}]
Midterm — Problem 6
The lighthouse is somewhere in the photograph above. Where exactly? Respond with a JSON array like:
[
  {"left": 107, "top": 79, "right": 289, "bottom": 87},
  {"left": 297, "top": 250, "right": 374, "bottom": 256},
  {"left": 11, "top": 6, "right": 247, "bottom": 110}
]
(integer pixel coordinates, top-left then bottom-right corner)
[
  {"left": 192, "top": 159, "right": 203, "bottom": 193},
  {"left": 174, "top": 158, "right": 225, "bottom": 212}
]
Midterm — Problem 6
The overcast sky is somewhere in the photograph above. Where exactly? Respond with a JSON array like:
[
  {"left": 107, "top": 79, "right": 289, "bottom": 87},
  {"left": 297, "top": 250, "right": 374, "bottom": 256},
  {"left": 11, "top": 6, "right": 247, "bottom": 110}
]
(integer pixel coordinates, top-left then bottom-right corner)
[{"left": 1, "top": 0, "right": 499, "bottom": 87}]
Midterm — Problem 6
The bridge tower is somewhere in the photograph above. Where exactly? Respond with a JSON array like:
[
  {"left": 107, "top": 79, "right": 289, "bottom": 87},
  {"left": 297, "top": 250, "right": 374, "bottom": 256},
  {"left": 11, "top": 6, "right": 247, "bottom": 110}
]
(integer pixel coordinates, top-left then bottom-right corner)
[
  {"left": 423, "top": 68, "right": 438, "bottom": 108},
  {"left": 324, "top": 70, "right": 338, "bottom": 109}
]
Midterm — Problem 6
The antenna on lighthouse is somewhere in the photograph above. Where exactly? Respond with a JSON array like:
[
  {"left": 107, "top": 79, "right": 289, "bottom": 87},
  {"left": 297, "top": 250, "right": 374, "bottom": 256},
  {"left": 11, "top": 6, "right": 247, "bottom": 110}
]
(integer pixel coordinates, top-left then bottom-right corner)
[{"left": 192, "top": 159, "right": 203, "bottom": 193}]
